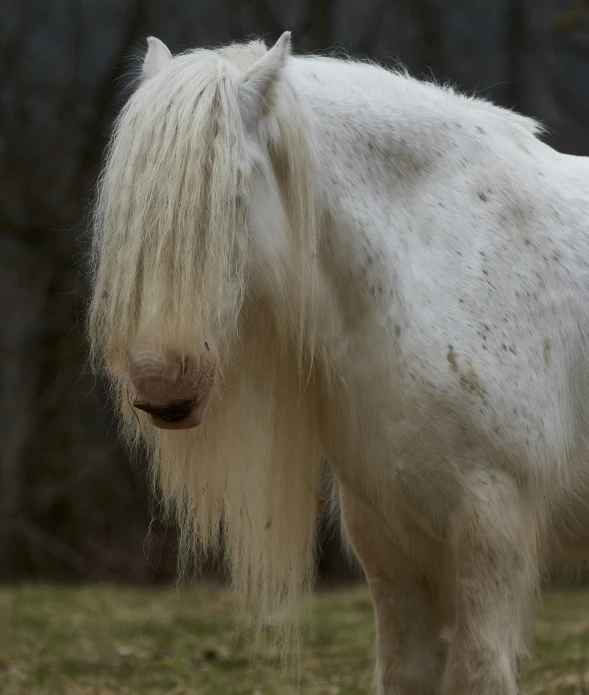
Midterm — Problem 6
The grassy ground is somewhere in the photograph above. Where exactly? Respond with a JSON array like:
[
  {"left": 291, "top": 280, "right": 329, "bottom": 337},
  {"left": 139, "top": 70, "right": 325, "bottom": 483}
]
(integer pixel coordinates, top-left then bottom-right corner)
[{"left": 1, "top": 583, "right": 589, "bottom": 694}]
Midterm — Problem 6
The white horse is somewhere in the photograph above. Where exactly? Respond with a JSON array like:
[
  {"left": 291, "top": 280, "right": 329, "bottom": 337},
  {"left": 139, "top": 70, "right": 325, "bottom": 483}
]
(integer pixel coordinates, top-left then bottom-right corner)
[{"left": 89, "top": 32, "right": 589, "bottom": 694}]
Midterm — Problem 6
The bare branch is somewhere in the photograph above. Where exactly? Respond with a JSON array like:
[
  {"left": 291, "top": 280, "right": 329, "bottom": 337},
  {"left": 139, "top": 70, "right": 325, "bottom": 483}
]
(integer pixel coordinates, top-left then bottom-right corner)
[
  {"left": 526, "top": 5, "right": 589, "bottom": 141},
  {"left": 13, "top": 516, "right": 107, "bottom": 579},
  {"left": 355, "top": 0, "right": 391, "bottom": 57},
  {"left": 411, "top": 0, "right": 446, "bottom": 76},
  {"left": 77, "top": 0, "right": 148, "bottom": 180}
]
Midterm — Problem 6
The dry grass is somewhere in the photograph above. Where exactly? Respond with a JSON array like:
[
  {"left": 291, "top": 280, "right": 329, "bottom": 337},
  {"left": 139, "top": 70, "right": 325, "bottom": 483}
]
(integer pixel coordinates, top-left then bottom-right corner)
[{"left": 1, "top": 582, "right": 589, "bottom": 694}]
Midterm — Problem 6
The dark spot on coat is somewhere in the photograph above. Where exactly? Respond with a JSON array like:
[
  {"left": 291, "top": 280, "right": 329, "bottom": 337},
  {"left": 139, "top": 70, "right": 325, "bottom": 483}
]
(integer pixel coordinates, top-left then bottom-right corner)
[
  {"left": 447, "top": 348, "right": 485, "bottom": 396},
  {"left": 460, "top": 367, "right": 481, "bottom": 394},
  {"left": 543, "top": 338, "right": 551, "bottom": 367},
  {"left": 478, "top": 192, "right": 488, "bottom": 202},
  {"left": 447, "top": 346, "right": 458, "bottom": 373}
]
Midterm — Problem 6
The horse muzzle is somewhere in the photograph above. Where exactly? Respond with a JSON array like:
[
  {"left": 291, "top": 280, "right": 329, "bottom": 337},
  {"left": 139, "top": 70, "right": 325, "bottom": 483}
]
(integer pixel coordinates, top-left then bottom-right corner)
[{"left": 128, "top": 347, "right": 215, "bottom": 430}]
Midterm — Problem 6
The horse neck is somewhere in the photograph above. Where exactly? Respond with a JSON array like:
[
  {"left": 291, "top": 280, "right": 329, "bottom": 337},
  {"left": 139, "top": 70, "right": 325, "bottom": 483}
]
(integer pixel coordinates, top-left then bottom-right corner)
[
  {"left": 294, "top": 59, "right": 448, "bottom": 358},
  {"left": 282, "top": 60, "right": 444, "bottom": 475}
]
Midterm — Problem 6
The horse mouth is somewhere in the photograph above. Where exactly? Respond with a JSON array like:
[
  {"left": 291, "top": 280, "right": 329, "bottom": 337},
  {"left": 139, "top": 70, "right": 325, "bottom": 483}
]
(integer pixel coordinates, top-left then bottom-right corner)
[{"left": 132, "top": 396, "right": 208, "bottom": 429}]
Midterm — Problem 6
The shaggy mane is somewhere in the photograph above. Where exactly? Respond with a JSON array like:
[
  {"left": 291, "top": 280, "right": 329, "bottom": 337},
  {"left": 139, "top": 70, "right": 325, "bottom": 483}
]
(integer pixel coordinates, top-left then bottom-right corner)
[{"left": 89, "top": 38, "right": 324, "bottom": 651}]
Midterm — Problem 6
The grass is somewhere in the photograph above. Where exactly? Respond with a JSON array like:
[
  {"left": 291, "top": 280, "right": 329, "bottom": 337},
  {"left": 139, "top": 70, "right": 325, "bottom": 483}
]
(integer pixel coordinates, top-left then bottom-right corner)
[{"left": 1, "top": 583, "right": 589, "bottom": 694}]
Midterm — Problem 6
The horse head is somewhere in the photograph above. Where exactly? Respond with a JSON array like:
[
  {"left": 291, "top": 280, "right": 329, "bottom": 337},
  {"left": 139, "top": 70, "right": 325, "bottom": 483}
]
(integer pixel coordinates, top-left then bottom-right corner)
[{"left": 90, "top": 32, "right": 316, "bottom": 430}]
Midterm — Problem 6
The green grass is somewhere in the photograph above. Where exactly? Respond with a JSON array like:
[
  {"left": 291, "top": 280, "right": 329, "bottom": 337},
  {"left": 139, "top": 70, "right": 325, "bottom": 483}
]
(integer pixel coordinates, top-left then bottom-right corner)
[{"left": 1, "top": 583, "right": 589, "bottom": 694}]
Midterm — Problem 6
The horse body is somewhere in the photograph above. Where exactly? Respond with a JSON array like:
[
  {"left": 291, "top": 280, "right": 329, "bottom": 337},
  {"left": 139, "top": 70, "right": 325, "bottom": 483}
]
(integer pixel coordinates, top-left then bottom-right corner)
[
  {"left": 298, "top": 55, "right": 589, "bottom": 693},
  {"left": 304, "top": 55, "right": 589, "bottom": 518},
  {"left": 89, "top": 34, "right": 589, "bottom": 694}
]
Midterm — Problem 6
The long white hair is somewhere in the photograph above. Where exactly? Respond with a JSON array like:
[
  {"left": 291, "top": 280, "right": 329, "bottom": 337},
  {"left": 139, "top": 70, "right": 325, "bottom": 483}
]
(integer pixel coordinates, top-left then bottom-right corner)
[{"left": 89, "top": 35, "right": 328, "bottom": 644}]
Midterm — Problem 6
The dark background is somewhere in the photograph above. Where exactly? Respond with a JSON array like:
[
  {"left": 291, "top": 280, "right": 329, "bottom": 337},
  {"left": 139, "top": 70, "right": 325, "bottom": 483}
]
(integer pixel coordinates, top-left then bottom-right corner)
[{"left": 1, "top": 0, "right": 589, "bottom": 584}]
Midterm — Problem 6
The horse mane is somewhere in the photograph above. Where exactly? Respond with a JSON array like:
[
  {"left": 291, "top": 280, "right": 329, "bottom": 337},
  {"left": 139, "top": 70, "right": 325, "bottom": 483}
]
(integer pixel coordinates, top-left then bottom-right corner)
[{"left": 88, "top": 38, "right": 324, "bottom": 652}]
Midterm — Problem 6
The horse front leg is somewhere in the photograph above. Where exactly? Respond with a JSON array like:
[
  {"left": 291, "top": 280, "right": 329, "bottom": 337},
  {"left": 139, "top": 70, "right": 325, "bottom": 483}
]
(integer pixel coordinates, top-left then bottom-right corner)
[
  {"left": 369, "top": 570, "right": 444, "bottom": 695},
  {"left": 339, "top": 485, "right": 445, "bottom": 695},
  {"left": 442, "top": 469, "right": 538, "bottom": 695}
]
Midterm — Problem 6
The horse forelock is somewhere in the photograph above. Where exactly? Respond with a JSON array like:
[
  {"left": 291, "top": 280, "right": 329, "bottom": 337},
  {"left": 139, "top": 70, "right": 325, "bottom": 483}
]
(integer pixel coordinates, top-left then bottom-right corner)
[
  {"left": 90, "top": 38, "right": 319, "bottom": 372},
  {"left": 90, "top": 55, "right": 244, "bottom": 368}
]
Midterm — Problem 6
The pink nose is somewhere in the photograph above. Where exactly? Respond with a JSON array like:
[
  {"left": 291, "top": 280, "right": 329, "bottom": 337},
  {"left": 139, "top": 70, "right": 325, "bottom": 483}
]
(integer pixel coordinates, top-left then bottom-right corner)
[{"left": 128, "top": 348, "right": 215, "bottom": 429}]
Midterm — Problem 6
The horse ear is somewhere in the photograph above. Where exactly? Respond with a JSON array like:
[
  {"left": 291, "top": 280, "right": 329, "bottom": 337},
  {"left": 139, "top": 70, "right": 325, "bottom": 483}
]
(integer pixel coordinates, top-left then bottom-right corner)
[
  {"left": 142, "top": 37, "right": 172, "bottom": 80},
  {"left": 238, "top": 31, "right": 291, "bottom": 126}
]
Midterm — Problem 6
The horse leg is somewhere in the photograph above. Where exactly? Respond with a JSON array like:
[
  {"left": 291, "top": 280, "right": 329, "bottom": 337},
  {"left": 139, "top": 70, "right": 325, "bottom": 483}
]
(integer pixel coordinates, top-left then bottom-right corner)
[
  {"left": 340, "top": 485, "right": 444, "bottom": 695},
  {"left": 441, "top": 469, "right": 537, "bottom": 695},
  {"left": 369, "top": 569, "right": 444, "bottom": 695}
]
